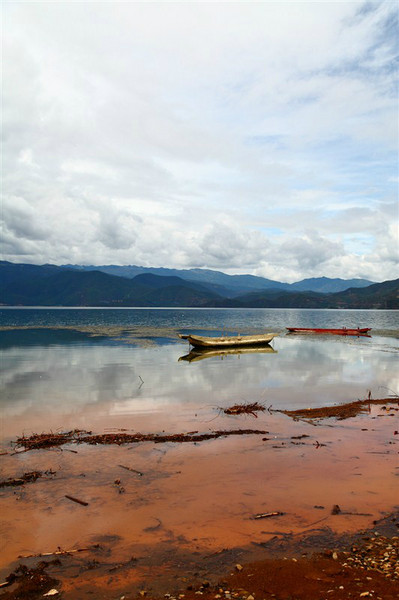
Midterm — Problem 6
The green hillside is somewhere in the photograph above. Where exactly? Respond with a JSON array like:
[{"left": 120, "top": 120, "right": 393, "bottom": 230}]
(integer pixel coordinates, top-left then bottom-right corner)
[
  {"left": 0, "top": 261, "right": 397, "bottom": 309},
  {"left": 217, "top": 279, "right": 399, "bottom": 309},
  {"left": 0, "top": 265, "right": 221, "bottom": 306}
]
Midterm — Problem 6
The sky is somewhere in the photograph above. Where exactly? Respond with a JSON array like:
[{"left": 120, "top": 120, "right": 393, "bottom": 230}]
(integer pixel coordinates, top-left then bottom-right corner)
[{"left": 2, "top": 1, "right": 398, "bottom": 283}]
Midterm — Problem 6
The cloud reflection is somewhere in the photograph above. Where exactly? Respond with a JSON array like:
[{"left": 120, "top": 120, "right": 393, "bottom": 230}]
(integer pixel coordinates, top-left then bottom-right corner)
[{"left": 1, "top": 334, "right": 397, "bottom": 425}]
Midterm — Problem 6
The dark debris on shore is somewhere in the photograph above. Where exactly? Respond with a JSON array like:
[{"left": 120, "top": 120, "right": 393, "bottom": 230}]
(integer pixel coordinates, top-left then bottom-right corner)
[
  {"left": 0, "top": 470, "right": 56, "bottom": 488},
  {"left": 223, "top": 402, "right": 266, "bottom": 417},
  {"left": 12, "top": 428, "right": 268, "bottom": 452},
  {"left": 276, "top": 397, "right": 398, "bottom": 421}
]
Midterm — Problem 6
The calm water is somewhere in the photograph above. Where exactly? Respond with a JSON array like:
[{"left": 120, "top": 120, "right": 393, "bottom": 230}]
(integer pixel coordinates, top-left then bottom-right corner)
[
  {"left": 1, "top": 306, "right": 398, "bottom": 330},
  {"left": 1, "top": 308, "right": 398, "bottom": 439}
]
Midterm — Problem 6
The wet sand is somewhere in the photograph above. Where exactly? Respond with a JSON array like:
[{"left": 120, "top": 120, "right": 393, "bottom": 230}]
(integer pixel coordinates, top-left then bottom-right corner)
[{"left": 1, "top": 397, "right": 398, "bottom": 598}]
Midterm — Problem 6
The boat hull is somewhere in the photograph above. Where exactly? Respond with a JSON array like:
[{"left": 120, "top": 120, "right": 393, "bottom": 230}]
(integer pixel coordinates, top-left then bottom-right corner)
[
  {"left": 286, "top": 327, "right": 371, "bottom": 336},
  {"left": 186, "top": 333, "right": 277, "bottom": 348}
]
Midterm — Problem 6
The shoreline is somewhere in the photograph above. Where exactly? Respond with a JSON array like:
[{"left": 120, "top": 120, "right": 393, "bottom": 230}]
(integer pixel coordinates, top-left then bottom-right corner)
[
  {"left": 1, "top": 397, "right": 398, "bottom": 599},
  {"left": 1, "top": 510, "right": 398, "bottom": 599}
]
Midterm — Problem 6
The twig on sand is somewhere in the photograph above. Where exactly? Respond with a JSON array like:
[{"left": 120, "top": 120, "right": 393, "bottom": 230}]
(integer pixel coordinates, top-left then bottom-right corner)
[
  {"left": 65, "top": 495, "right": 89, "bottom": 506},
  {"left": 18, "top": 546, "right": 100, "bottom": 558},
  {"left": 253, "top": 511, "right": 284, "bottom": 520},
  {"left": 119, "top": 464, "right": 143, "bottom": 476},
  {"left": 331, "top": 504, "right": 372, "bottom": 516}
]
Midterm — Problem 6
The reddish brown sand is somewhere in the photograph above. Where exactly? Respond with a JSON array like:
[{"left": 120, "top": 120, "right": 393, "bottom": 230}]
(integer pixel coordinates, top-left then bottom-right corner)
[{"left": 0, "top": 400, "right": 398, "bottom": 598}]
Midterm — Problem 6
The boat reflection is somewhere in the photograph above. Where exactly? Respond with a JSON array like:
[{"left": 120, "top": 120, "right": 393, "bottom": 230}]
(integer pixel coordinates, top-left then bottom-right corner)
[{"left": 179, "top": 345, "right": 277, "bottom": 363}]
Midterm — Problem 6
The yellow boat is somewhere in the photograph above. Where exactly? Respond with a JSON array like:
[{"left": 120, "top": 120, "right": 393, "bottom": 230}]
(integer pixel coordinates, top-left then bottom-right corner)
[{"left": 182, "top": 332, "right": 277, "bottom": 349}]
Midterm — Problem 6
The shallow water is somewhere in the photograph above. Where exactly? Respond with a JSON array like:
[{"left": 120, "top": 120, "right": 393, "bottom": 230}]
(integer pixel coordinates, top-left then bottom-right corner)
[
  {"left": 1, "top": 322, "right": 398, "bottom": 503},
  {"left": 1, "top": 326, "right": 398, "bottom": 437},
  {"left": 0, "top": 309, "right": 398, "bottom": 596}
]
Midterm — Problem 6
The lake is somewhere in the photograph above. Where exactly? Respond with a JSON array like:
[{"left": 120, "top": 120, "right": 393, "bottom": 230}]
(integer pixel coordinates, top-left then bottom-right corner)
[
  {"left": 1, "top": 306, "right": 398, "bottom": 330},
  {"left": 1, "top": 308, "right": 398, "bottom": 431},
  {"left": 0, "top": 308, "right": 398, "bottom": 596}
]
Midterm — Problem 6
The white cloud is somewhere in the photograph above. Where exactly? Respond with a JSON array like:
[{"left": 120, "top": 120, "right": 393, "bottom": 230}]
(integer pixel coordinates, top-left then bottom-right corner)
[{"left": 2, "top": 1, "right": 398, "bottom": 282}]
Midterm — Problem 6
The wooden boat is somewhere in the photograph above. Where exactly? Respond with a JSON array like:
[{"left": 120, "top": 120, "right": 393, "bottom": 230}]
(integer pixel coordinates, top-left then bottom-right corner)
[
  {"left": 286, "top": 327, "right": 371, "bottom": 336},
  {"left": 183, "top": 332, "right": 277, "bottom": 348},
  {"left": 179, "top": 346, "right": 277, "bottom": 362}
]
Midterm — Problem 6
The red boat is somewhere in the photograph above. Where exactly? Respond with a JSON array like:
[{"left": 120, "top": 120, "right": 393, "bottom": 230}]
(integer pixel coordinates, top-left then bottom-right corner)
[{"left": 286, "top": 327, "right": 371, "bottom": 336}]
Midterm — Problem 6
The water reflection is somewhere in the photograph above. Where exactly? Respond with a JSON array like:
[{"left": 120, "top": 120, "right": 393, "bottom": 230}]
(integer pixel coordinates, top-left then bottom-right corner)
[
  {"left": 178, "top": 345, "right": 277, "bottom": 362},
  {"left": 0, "top": 331, "right": 398, "bottom": 432}
]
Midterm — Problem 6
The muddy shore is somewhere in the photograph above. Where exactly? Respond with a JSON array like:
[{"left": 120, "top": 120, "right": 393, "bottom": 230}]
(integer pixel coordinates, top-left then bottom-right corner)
[
  {"left": 1, "top": 395, "right": 398, "bottom": 599},
  {"left": 1, "top": 513, "right": 398, "bottom": 599}
]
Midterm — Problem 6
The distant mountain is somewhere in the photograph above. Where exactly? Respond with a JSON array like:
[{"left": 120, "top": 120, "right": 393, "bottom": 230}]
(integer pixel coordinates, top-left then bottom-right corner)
[
  {"left": 129, "top": 274, "right": 222, "bottom": 306},
  {"left": 0, "top": 261, "right": 64, "bottom": 287},
  {"left": 177, "top": 268, "right": 288, "bottom": 292},
  {"left": 0, "top": 269, "right": 137, "bottom": 306},
  {"left": 0, "top": 261, "right": 393, "bottom": 308},
  {"left": 212, "top": 289, "right": 327, "bottom": 309},
  {"left": 330, "top": 278, "right": 399, "bottom": 309},
  {"left": 211, "top": 279, "right": 399, "bottom": 309},
  {"left": 62, "top": 263, "right": 374, "bottom": 295},
  {"left": 289, "top": 276, "right": 375, "bottom": 293},
  {"left": 0, "top": 263, "right": 221, "bottom": 307},
  {"left": 63, "top": 263, "right": 288, "bottom": 296}
]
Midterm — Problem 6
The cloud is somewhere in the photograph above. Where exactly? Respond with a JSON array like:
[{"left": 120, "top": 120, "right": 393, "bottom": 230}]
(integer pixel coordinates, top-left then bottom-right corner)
[
  {"left": 2, "top": 1, "right": 398, "bottom": 282},
  {"left": 97, "top": 210, "right": 141, "bottom": 251},
  {"left": 2, "top": 196, "right": 51, "bottom": 242},
  {"left": 184, "top": 220, "right": 270, "bottom": 269},
  {"left": 278, "top": 232, "right": 345, "bottom": 271}
]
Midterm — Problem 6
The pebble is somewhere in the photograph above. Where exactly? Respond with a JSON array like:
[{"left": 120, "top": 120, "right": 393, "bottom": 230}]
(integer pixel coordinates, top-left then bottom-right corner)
[{"left": 342, "top": 534, "right": 398, "bottom": 580}]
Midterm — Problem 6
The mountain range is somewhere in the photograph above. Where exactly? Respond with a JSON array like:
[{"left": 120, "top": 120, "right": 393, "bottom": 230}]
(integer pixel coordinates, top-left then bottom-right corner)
[
  {"left": 62, "top": 263, "right": 373, "bottom": 296},
  {"left": 0, "top": 261, "right": 397, "bottom": 309}
]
